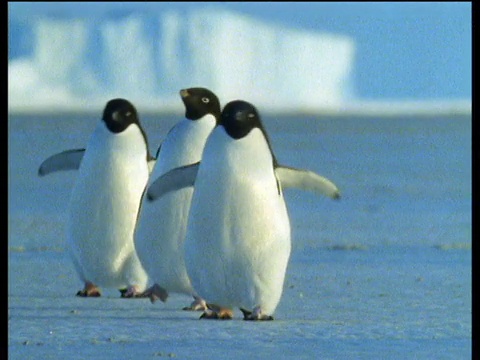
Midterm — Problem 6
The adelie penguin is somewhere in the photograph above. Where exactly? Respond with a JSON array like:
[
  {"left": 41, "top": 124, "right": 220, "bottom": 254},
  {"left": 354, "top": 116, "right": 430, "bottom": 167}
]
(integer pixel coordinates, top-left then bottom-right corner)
[
  {"left": 147, "top": 100, "right": 340, "bottom": 320},
  {"left": 134, "top": 87, "right": 221, "bottom": 310},
  {"left": 38, "top": 98, "right": 152, "bottom": 298}
]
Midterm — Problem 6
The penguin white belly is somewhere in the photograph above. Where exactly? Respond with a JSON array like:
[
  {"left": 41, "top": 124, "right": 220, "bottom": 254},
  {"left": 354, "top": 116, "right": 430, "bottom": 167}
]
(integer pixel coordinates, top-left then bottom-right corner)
[
  {"left": 68, "top": 124, "right": 149, "bottom": 290},
  {"left": 135, "top": 117, "right": 216, "bottom": 294},
  {"left": 185, "top": 128, "right": 291, "bottom": 315}
]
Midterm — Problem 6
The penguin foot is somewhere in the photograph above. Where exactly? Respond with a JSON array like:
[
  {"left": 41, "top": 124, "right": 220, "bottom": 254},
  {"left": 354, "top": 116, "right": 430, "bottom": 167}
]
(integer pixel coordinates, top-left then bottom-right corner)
[
  {"left": 182, "top": 296, "right": 207, "bottom": 311},
  {"left": 240, "top": 307, "right": 274, "bottom": 321},
  {"left": 76, "top": 282, "right": 101, "bottom": 297},
  {"left": 199, "top": 306, "right": 233, "bottom": 320},
  {"left": 119, "top": 285, "right": 149, "bottom": 299},
  {"left": 140, "top": 284, "right": 169, "bottom": 303}
]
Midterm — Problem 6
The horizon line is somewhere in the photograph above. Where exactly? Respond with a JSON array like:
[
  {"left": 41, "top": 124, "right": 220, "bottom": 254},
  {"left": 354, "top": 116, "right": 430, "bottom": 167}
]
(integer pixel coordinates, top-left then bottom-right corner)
[{"left": 8, "top": 98, "right": 472, "bottom": 118}]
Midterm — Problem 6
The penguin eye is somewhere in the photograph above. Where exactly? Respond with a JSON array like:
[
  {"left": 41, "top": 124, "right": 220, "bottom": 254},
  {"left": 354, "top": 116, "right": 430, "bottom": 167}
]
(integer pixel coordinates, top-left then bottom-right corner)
[
  {"left": 201, "top": 97, "right": 210, "bottom": 104},
  {"left": 248, "top": 113, "right": 255, "bottom": 119},
  {"left": 125, "top": 111, "right": 132, "bottom": 117}
]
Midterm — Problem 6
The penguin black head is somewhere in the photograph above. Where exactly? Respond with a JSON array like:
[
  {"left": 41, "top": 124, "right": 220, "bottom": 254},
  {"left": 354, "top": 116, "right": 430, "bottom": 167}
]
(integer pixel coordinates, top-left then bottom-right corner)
[
  {"left": 221, "top": 100, "right": 279, "bottom": 166},
  {"left": 220, "top": 100, "right": 263, "bottom": 140},
  {"left": 180, "top": 88, "right": 221, "bottom": 122},
  {"left": 102, "top": 98, "right": 140, "bottom": 134}
]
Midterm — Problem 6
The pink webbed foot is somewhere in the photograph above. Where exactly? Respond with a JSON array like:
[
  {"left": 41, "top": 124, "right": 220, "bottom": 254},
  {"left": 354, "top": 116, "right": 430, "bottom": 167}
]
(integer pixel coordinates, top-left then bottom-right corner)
[
  {"left": 137, "top": 284, "right": 168, "bottom": 303},
  {"left": 76, "top": 282, "right": 101, "bottom": 297},
  {"left": 240, "top": 307, "right": 274, "bottom": 321},
  {"left": 182, "top": 296, "right": 207, "bottom": 311},
  {"left": 119, "top": 285, "right": 151, "bottom": 299},
  {"left": 199, "top": 304, "right": 233, "bottom": 320}
]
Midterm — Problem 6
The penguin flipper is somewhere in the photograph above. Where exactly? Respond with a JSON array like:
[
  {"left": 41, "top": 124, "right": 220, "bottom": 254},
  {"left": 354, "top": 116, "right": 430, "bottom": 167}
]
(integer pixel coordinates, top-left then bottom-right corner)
[
  {"left": 38, "top": 149, "right": 85, "bottom": 176},
  {"left": 275, "top": 165, "right": 341, "bottom": 200},
  {"left": 147, "top": 162, "right": 200, "bottom": 201}
]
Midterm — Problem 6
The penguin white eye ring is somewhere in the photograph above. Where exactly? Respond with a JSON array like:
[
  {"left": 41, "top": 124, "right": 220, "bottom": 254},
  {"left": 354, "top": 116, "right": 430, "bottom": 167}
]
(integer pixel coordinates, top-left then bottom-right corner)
[
  {"left": 248, "top": 113, "right": 255, "bottom": 119},
  {"left": 125, "top": 111, "right": 132, "bottom": 117},
  {"left": 201, "top": 97, "right": 210, "bottom": 104}
]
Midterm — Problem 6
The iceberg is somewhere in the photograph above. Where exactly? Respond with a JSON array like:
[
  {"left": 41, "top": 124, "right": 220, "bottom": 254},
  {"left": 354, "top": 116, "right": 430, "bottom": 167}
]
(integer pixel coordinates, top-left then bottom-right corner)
[{"left": 8, "top": 8, "right": 355, "bottom": 114}]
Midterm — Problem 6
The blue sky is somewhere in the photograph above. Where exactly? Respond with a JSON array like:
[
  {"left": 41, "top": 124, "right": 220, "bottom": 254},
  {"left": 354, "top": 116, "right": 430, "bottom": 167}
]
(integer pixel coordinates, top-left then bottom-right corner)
[{"left": 9, "top": 2, "right": 472, "bottom": 100}]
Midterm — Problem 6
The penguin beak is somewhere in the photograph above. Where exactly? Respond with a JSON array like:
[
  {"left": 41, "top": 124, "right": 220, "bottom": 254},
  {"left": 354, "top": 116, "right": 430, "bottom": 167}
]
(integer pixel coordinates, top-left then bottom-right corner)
[{"left": 180, "top": 89, "right": 190, "bottom": 98}]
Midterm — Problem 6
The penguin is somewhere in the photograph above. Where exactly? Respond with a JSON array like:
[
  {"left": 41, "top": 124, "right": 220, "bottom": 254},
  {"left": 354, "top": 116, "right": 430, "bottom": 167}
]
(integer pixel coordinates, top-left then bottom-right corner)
[
  {"left": 38, "top": 98, "right": 152, "bottom": 297},
  {"left": 146, "top": 100, "right": 340, "bottom": 320},
  {"left": 134, "top": 88, "right": 221, "bottom": 310}
]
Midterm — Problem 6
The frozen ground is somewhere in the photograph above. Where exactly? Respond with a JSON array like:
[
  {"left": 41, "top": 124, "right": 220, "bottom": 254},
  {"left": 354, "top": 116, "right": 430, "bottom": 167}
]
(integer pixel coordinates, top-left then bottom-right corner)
[
  {"left": 8, "top": 245, "right": 471, "bottom": 359},
  {"left": 8, "top": 114, "right": 471, "bottom": 359}
]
